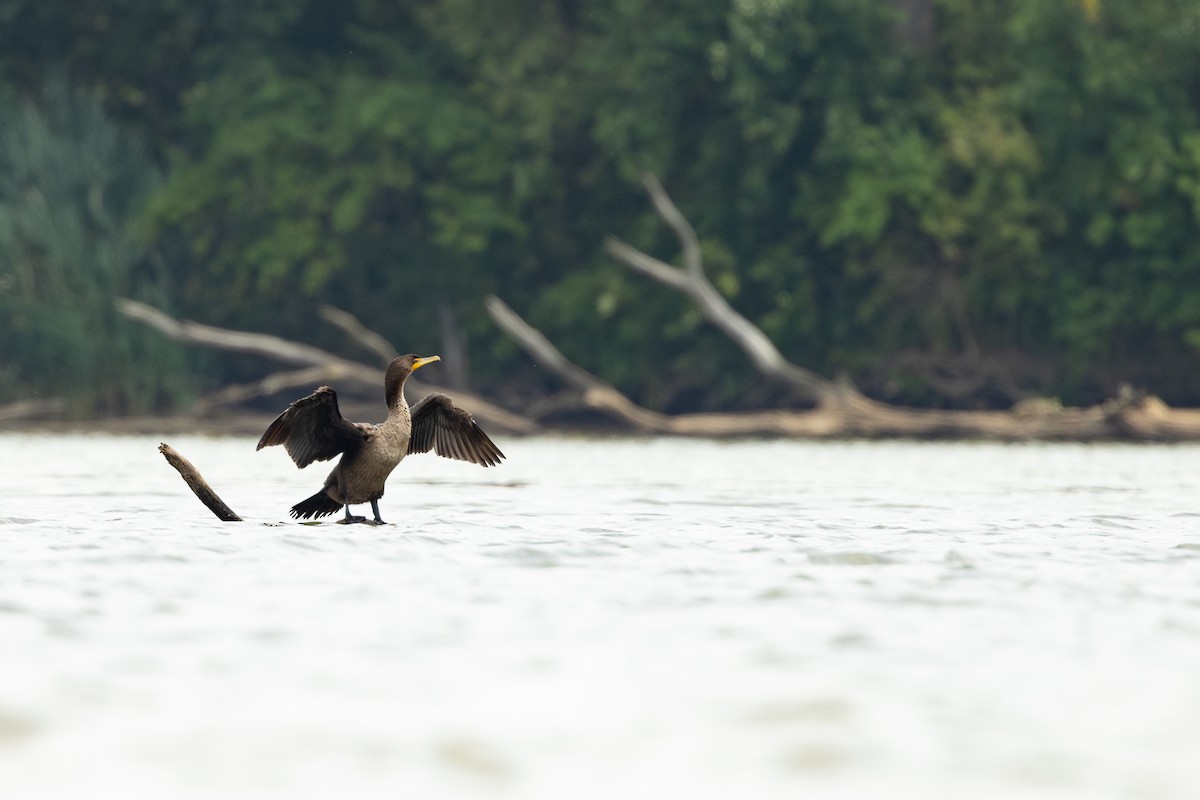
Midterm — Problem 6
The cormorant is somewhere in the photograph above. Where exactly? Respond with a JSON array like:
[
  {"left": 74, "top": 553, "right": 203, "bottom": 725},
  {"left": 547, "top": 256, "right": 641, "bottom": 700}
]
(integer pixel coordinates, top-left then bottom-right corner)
[{"left": 257, "top": 354, "right": 504, "bottom": 524}]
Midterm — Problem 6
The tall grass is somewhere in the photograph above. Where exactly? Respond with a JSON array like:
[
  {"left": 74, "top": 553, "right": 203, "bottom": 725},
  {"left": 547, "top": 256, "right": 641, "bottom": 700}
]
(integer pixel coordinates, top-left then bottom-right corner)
[{"left": 0, "top": 80, "right": 190, "bottom": 416}]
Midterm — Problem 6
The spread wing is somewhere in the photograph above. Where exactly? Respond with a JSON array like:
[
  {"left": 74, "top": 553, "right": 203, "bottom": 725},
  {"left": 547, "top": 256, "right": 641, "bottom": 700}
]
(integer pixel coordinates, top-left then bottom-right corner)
[
  {"left": 256, "top": 386, "right": 368, "bottom": 468},
  {"left": 408, "top": 393, "right": 505, "bottom": 467}
]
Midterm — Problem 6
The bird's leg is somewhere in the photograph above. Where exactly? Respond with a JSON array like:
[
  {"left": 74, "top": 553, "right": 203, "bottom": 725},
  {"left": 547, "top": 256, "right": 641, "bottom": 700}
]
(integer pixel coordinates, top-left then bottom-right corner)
[
  {"left": 339, "top": 504, "right": 367, "bottom": 525},
  {"left": 369, "top": 499, "right": 386, "bottom": 526},
  {"left": 334, "top": 475, "right": 366, "bottom": 524}
]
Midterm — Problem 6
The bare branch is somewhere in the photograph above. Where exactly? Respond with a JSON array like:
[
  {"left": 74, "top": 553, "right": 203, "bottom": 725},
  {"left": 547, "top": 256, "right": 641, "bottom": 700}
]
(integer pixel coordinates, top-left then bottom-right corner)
[
  {"left": 485, "top": 295, "right": 669, "bottom": 431},
  {"left": 483, "top": 295, "right": 1200, "bottom": 441},
  {"left": 192, "top": 366, "right": 372, "bottom": 414},
  {"left": 118, "top": 298, "right": 536, "bottom": 434},
  {"left": 117, "top": 298, "right": 351, "bottom": 369},
  {"left": 319, "top": 305, "right": 397, "bottom": 364},
  {"left": 604, "top": 175, "right": 833, "bottom": 403},
  {"left": 641, "top": 173, "right": 704, "bottom": 281},
  {"left": 486, "top": 296, "right": 611, "bottom": 395},
  {"left": 603, "top": 237, "right": 693, "bottom": 293}
]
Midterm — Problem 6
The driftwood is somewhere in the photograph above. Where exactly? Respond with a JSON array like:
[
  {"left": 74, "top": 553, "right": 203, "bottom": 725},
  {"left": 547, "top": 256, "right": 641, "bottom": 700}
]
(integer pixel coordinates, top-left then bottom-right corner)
[
  {"left": 487, "top": 174, "right": 1200, "bottom": 441},
  {"left": 158, "top": 443, "right": 242, "bottom": 521},
  {"left": 116, "top": 299, "right": 536, "bottom": 434}
]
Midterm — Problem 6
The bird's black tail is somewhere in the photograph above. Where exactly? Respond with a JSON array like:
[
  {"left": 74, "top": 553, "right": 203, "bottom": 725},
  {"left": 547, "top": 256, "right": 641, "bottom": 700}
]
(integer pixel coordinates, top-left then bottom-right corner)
[{"left": 290, "top": 491, "right": 343, "bottom": 520}]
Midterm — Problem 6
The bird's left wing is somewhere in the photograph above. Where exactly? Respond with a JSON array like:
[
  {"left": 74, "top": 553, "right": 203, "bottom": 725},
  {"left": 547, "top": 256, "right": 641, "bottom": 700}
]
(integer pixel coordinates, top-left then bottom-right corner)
[
  {"left": 256, "top": 386, "right": 368, "bottom": 468},
  {"left": 408, "top": 393, "right": 505, "bottom": 467}
]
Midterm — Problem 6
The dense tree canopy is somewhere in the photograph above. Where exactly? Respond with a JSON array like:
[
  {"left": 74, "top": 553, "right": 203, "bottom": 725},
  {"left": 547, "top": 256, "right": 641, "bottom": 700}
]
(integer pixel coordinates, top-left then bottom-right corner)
[{"left": 3, "top": 0, "right": 1200, "bottom": 416}]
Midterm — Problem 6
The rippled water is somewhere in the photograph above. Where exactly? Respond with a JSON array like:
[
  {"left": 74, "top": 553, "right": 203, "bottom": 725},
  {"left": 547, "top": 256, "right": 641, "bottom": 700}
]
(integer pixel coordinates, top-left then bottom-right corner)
[{"left": 2, "top": 432, "right": 1199, "bottom": 799}]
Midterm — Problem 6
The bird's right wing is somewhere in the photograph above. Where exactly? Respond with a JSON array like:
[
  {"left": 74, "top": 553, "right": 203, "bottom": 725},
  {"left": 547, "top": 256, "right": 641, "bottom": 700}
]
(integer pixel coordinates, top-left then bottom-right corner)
[{"left": 256, "top": 386, "right": 368, "bottom": 468}]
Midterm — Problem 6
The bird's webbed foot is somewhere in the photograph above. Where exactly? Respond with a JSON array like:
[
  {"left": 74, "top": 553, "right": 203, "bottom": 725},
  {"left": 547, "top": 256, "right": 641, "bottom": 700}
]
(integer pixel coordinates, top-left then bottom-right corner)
[{"left": 339, "top": 505, "right": 368, "bottom": 525}]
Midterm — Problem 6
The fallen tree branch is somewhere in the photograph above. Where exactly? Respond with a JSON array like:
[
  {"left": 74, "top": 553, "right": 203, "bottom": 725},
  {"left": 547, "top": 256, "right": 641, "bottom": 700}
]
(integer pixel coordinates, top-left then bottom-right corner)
[
  {"left": 604, "top": 174, "right": 834, "bottom": 403},
  {"left": 117, "top": 298, "right": 348, "bottom": 368},
  {"left": 158, "top": 443, "right": 242, "bottom": 521},
  {"left": 486, "top": 296, "right": 618, "bottom": 396},
  {"left": 485, "top": 295, "right": 669, "bottom": 429},
  {"left": 485, "top": 298, "right": 1200, "bottom": 439},
  {"left": 485, "top": 174, "right": 1200, "bottom": 440},
  {"left": 192, "top": 365, "right": 372, "bottom": 414},
  {"left": 319, "top": 305, "right": 397, "bottom": 364},
  {"left": 118, "top": 298, "right": 536, "bottom": 434}
]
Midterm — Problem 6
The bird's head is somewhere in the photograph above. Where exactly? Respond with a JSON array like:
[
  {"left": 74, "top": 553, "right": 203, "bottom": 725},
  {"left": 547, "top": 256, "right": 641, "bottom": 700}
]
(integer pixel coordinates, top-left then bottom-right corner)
[{"left": 385, "top": 354, "right": 440, "bottom": 406}]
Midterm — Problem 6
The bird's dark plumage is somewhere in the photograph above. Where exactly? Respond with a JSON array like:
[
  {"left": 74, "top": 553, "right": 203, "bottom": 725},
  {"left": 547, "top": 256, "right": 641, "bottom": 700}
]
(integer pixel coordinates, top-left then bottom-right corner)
[
  {"left": 409, "top": 393, "right": 505, "bottom": 467},
  {"left": 256, "top": 354, "right": 504, "bottom": 524},
  {"left": 257, "top": 386, "right": 369, "bottom": 469}
]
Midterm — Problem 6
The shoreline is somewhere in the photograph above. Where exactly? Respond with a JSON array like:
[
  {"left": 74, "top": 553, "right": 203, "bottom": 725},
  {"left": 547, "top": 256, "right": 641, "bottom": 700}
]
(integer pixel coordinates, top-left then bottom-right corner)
[{"left": 0, "top": 412, "right": 282, "bottom": 438}]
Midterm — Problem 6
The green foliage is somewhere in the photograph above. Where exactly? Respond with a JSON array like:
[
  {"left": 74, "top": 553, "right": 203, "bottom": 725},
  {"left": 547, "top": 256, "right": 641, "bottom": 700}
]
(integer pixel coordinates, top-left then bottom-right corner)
[
  {"left": 0, "top": 81, "right": 189, "bottom": 414},
  {"left": 1002, "top": 0, "right": 1200, "bottom": 385},
  {"left": 4, "top": 0, "right": 1200, "bottom": 412}
]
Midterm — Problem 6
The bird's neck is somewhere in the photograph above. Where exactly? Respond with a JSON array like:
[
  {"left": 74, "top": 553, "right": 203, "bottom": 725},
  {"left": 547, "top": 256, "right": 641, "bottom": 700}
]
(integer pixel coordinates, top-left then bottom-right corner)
[
  {"left": 385, "top": 377, "right": 407, "bottom": 413},
  {"left": 385, "top": 392, "right": 410, "bottom": 422}
]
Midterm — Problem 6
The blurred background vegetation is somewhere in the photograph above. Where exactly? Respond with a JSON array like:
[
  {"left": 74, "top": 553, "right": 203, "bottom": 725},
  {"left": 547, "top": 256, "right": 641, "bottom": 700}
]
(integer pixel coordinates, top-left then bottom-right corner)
[{"left": 3, "top": 0, "right": 1200, "bottom": 416}]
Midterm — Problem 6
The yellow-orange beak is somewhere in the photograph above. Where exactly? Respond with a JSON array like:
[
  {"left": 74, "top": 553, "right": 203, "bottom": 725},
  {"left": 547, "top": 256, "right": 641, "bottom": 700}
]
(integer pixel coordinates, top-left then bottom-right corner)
[{"left": 412, "top": 355, "right": 441, "bottom": 370}]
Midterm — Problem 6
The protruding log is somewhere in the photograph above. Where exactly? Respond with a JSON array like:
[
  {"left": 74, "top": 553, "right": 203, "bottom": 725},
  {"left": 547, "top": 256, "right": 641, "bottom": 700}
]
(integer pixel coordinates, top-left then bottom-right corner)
[{"left": 158, "top": 443, "right": 242, "bottom": 521}]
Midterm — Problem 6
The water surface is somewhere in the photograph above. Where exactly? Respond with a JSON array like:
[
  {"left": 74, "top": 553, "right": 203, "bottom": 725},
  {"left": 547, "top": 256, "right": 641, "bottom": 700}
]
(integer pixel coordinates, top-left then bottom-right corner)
[{"left": 2, "top": 433, "right": 1199, "bottom": 798}]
